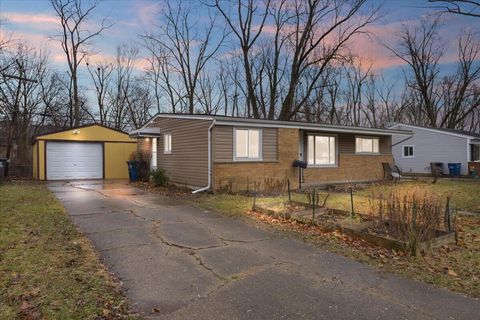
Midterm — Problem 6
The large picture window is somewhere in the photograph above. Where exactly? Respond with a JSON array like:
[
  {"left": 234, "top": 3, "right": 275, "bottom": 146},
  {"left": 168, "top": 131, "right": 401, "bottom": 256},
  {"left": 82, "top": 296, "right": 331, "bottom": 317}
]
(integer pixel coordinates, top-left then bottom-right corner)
[
  {"left": 307, "top": 135, "right": 336, "bottom": 166},
  {"left": 234, "top": 128, "right": 261, "bottom": 160},
  {"left": 355, "top": 136, "right": 379, "bottom": 154}
]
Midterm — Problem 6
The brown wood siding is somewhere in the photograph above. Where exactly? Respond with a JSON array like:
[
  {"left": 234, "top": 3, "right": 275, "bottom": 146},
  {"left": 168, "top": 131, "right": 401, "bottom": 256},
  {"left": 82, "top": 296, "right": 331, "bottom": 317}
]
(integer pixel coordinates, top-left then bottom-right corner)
[
  {"left": 213, "top": 126, "right": 233, "bottom": 162},
  {"left": 213, "top": 125, "right": 278, "bottom": 162},
  {"left": 147, "top": 118, "right": 211, "bottom": 187}
]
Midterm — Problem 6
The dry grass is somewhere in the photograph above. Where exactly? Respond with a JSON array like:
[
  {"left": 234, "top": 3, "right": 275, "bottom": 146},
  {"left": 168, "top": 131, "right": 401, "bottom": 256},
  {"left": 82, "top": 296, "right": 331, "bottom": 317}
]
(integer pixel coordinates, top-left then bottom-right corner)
[{"left": 0, "top": 182, "right": 140, "bottom": 319}]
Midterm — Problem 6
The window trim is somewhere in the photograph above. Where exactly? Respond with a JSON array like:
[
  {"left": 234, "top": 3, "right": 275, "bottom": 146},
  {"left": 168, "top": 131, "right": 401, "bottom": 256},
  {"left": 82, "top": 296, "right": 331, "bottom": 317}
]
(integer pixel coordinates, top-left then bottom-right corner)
[
  {"left": 163, "top": 133, "right": 172, "bottom": 154},
  {"left": 306, "top": 133, "right": 338, "bottom": 168},
  {"left": 355, "top": 135, "right": 380, "bottom": 154},
  {"left": 233, "top": 127, "right": 263, "bottom": 161},
  {"left": 402, "top": 145, "right": 415, "bottom": 158}
]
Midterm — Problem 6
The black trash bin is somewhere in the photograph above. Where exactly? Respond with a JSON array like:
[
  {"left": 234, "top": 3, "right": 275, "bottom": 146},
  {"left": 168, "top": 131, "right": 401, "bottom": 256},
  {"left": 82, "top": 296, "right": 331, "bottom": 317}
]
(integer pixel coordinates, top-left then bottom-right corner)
[{"left": 430, "top": 162, "right": 444, "bottom": 176}]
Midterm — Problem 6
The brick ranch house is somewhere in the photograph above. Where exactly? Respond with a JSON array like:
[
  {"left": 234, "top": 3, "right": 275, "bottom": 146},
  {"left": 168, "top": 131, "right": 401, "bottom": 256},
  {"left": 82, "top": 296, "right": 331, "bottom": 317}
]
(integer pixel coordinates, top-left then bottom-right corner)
[{"left": 129, "top": 114, "right": 412, "bottom": 192}]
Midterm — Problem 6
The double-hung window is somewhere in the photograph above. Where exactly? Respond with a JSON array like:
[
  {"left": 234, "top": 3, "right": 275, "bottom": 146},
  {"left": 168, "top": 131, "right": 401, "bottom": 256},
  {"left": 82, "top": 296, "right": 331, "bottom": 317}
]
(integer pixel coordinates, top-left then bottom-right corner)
[
  {"left": 234, "top": 128, "right": 261, "bottom": 160},
  {"left": 164, "top": 133, "right": 172, "bottom": 154},
  {"left": 307, "top": 135, "right": 336, "bottom": 166},
  {"left": 403, "top": 145, "right": 414, "bottom": 158},
  {"left": 355, "top": 136, "right": 379, "bottom": 154}
]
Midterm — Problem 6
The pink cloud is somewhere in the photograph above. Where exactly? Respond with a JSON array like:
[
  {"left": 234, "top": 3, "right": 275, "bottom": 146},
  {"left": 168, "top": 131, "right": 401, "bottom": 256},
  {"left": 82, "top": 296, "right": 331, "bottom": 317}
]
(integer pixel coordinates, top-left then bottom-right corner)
[{"left": 3, "top": 12, "right": 59, "bottom": 30}]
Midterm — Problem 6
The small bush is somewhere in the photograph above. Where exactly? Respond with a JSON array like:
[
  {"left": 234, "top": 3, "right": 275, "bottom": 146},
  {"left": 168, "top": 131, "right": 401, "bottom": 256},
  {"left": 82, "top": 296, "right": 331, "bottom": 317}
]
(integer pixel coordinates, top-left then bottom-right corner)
[
  {"left": 150, "top": 168, "right": 169, "bottom": 187},
  {"left": 129, "top": 151, "right": 150, "bottom": 181},
  {"left": 369, "top": 187, "right": 449, "bottom": 255}
]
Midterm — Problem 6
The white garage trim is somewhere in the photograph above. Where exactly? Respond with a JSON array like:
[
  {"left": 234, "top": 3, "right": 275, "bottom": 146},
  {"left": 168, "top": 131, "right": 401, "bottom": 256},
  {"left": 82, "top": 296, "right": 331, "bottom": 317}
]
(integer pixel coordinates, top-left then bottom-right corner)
[{"left": 46, "top": 141, "right": 105, "bottom": 180}]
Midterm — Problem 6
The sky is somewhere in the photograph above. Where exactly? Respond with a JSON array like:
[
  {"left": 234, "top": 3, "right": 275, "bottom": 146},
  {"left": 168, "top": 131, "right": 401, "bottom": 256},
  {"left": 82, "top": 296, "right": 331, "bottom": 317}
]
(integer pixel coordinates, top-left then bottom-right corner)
[{"left": 0, "top": 0, "right": 479, "bottom": 97}]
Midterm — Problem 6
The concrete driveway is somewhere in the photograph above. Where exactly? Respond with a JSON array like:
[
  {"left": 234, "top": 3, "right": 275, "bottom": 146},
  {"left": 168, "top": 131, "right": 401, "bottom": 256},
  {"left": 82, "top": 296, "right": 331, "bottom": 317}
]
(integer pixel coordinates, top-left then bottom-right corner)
[{"left": 48, "top": 181, "right": 479, "bottom": 320}]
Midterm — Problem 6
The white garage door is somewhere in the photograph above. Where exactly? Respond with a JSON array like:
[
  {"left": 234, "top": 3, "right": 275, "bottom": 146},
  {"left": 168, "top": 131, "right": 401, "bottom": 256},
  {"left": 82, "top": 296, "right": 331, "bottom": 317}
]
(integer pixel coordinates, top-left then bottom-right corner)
[{"left": 46, "top": 142, "right": 103, "bottom": 180}]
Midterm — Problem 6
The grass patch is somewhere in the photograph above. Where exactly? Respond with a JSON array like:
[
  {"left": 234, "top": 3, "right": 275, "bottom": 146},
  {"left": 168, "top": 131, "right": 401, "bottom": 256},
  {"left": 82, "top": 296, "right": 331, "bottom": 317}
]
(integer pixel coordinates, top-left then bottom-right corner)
[{"left": 0, "top": 182, "right": 140, "bottom": 319}]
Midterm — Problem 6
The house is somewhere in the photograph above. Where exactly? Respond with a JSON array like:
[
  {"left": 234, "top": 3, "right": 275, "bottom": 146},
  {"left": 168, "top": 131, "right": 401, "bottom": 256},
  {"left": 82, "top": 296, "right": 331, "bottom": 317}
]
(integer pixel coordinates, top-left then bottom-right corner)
[
  {"left": 32, "top": 124, "right": 137, "bottom": 180},
  {"left": 129, "top": 114, "right": 412, "bottom": 192},
  {"left": 388, "top": 123, "right": 480, "bottom": 176}
]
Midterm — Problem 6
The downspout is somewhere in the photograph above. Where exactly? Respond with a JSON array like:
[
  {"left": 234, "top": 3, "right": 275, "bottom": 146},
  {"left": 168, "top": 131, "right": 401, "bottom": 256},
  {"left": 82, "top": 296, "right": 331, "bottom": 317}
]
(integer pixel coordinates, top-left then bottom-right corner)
[{"left": 192, "top": 119, "right": 216, "bottom": 194}]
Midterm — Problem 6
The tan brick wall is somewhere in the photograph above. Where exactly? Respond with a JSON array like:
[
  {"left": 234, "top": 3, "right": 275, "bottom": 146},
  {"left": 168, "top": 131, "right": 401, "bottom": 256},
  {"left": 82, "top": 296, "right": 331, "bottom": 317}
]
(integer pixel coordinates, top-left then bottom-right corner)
[
  {"left": 303, "top": 154, "right": 393, "bottom": 186},
  {"left": 137, "top": 138, "right": 151, "bottom": 155},
  {"left": 212, "top": 127, "right": 393, "bottom": 192},
  {"left": 213, "top": 128, "right": 299, "bottom": 192}
]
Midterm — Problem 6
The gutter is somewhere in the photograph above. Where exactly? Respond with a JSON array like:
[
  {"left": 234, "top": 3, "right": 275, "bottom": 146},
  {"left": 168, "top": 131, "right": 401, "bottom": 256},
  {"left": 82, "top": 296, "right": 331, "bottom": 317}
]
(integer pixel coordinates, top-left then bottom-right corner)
[{"left": 192, "top": 119, "right": 216, "bottom": 194}]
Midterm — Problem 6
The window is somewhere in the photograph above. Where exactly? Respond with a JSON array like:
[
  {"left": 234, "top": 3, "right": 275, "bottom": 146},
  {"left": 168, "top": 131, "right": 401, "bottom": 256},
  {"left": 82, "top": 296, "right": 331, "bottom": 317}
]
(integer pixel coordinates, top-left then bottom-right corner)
[
  {"left": 151, "top": 138, "right": 157, "bottom": 170},
  {"left": 403, "top": 145, "right": 414, "bottom": 158},
  {"left": 355, "top": 137, "right": 379, "bottom": 154},
  {"left": 164, "top": 133, "right": 172, "bottom": 154},
  {"left": 234, "top": 128, "right": 261, "bottom": 160},
  {"left": 472, "top": 144, "right": 480, "bottom": 161},
  {"left": 307, "top": 135, "right": 336, "bottom": 166}
]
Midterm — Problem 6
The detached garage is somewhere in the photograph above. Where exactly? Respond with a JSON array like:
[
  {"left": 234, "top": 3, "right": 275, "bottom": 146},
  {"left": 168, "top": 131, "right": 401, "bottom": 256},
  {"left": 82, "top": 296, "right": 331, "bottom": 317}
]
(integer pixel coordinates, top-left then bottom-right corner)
[{"left": 32, "top": 124, "right": 136, "bottom": 180}]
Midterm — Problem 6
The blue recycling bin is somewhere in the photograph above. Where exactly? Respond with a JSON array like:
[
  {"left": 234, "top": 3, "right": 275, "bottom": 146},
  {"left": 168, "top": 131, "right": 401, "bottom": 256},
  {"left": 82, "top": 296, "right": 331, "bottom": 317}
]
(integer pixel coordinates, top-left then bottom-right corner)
[
  {"left": 127, "top": 161, "right": 138, "bottom": 182},
  {"left": 447, "top": 163, "right": 461, "bottom": 177}
]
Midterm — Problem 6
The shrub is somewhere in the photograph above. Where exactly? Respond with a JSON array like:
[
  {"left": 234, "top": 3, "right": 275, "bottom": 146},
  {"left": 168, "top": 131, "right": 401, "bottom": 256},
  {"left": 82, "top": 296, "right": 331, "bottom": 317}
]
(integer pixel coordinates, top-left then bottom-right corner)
[
  {"left": 369, "top": 187, "right": 447, "bottom": 255},
  {"left": 129, "top": 151, "right": 150, "bottom": 181},
  {"left": 150, "top": 168, "right": 169, "bottom": 187}
]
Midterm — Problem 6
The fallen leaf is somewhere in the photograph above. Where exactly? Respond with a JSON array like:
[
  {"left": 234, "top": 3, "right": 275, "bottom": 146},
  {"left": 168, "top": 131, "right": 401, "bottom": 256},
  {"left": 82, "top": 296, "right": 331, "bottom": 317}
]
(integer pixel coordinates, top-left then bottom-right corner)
[{"left": 446, "top": 268, "right": 458, "bottom": 276}]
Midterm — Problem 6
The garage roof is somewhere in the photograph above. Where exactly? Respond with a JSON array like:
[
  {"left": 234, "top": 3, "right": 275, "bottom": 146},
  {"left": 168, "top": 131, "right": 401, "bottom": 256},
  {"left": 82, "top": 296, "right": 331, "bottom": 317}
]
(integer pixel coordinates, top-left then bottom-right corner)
[{"left": 33, "top": 124, "right": 134, "bottom": 143}]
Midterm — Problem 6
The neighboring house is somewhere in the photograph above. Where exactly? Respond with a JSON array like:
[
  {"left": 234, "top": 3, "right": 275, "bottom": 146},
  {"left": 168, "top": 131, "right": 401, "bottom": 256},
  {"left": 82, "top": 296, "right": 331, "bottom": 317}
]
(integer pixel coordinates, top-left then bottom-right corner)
[
  {"left": 130, "top": 114, "right": 412, "bottom": 192},
  {"left": 388, "top": 123, "right": 480, "bottom": 176},
  {"left": 32, "top": 124, "right": 137, "bottom": 180}
]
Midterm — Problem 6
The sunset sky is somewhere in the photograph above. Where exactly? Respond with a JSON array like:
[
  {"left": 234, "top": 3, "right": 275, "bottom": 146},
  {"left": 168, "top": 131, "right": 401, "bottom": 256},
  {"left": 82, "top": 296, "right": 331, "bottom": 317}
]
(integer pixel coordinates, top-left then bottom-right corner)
[{"left": 0, "top": 0, "right": 479, "bottom": 91}]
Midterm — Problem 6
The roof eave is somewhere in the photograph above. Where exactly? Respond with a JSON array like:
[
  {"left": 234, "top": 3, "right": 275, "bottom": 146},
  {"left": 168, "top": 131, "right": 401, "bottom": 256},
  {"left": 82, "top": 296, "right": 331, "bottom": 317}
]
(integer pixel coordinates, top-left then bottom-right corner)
[{"left": 214, "top": 120, "right": 412, "bottom": 136}]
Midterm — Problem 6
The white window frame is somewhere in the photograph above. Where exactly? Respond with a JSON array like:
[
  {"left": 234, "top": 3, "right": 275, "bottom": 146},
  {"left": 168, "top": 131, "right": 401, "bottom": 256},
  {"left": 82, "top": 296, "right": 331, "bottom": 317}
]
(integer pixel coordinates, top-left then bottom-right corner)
[
  {"left": 163, "top": 133, "right": 172, "bottom": 154},
  {"left": 151, "top": 138, "right": 157, "bottom": 170},
  {"left": 233, "top": 128, "right": 263, "bottom": 161},
  {"left": 355, "top": 136, "right": 380, "bottom": 154},
  {"left": 306, "top": 133, "right": 338, "bottom": 167},
  {"left": 402, "top": 145, "right": 414, "bottom": 158}
]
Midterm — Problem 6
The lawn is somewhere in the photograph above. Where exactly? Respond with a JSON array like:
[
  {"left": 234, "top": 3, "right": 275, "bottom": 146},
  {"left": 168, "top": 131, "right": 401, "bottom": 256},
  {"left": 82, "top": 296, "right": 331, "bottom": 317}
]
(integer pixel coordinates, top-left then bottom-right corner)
[
  {"left": 0, "top": 182, "right": 139, "bottom": 319},
  {"left": 192, "top": 179, "right": 480, "bottom": 220},
  {"left": 143, "top": 179, "right": 480, "bottom": 298}
]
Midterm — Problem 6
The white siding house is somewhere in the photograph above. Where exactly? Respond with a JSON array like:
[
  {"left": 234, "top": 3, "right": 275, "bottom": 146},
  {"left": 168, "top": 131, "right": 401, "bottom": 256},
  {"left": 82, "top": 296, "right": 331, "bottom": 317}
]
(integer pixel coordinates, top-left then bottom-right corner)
[{"left": 389, "top": 124, "right": 480, "bottom": 176}]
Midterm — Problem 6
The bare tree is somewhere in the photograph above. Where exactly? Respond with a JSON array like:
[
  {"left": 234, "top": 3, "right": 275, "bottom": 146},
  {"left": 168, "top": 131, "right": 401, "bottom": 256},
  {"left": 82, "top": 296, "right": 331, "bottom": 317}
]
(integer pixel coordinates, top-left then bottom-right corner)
[
  {"left": 124, "top": 78, "right": 154, "bottom": 129},
  {"left": 107, "top": 45, "right": 138, "bottom": 130},
  {"left": 429, "top": 0, "right": 480, "bottom": 17},
  {"left": 213, "top": 0, "right": 272, "bottom": 118},
  {"left": 0, "top": 44, "right": 48, "bottom": 174},
  {"left": 278, "top": 0, "right": 377, "bottom": 120},
  {"left": 50, "top": 0, "right": 110, "bottom": 126},
  {"left": 145, "top": 1, "right": 226, "bottom": 114},
  {"left": 439, "top": 32, "right": 480, "bottom": 128},
  {"left": 86, "top": 60, "right": 113, "bottom": 124},
  {"left": 386, "top": 16, "right": 443, "bottom": 127}
]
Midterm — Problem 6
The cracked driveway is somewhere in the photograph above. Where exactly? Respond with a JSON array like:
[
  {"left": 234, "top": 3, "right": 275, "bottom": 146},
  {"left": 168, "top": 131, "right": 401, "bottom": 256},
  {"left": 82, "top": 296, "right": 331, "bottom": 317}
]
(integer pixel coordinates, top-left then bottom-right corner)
[{"left": 48, "top": 180, "right": 480, "bottom": 320}]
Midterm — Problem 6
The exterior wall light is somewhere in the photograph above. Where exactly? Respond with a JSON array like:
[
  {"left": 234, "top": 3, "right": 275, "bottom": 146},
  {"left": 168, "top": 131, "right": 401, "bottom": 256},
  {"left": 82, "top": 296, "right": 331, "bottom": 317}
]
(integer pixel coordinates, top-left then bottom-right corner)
[{"left": 73, "top": 129, "right": 80, "bottom": 135}]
